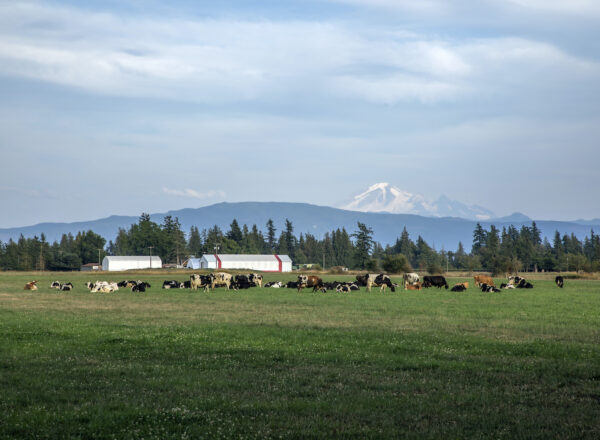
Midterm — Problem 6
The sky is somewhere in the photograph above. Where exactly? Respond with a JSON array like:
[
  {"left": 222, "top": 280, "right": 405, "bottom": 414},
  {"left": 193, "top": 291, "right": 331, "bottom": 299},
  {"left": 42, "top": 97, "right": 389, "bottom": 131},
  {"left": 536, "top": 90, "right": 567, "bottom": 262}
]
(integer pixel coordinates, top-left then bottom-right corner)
[{"left": 1, "top": 0, "right": 599, "bottom": 228}]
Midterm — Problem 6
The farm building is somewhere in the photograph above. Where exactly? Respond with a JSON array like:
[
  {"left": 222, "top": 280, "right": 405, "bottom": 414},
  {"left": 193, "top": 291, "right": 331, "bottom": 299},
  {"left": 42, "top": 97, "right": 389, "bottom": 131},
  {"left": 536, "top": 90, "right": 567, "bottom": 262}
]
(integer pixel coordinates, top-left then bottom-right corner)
[
  {"left": 102, "top": 256, "right": 162, "bottom": 271},
  {"left": 188, "top": 254, "right": 292, "bottom": 272}
]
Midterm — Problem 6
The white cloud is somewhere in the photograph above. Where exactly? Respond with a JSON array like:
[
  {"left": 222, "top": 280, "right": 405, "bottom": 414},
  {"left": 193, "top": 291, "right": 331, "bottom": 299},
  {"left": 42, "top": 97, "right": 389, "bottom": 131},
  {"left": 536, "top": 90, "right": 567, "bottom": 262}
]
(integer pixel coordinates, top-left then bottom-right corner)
[
  {"left": 162, "top": 188, "right": 226, "bottom": 200},
  {"left": 503, "top": 0, "right": 600, "bottom": 14}
]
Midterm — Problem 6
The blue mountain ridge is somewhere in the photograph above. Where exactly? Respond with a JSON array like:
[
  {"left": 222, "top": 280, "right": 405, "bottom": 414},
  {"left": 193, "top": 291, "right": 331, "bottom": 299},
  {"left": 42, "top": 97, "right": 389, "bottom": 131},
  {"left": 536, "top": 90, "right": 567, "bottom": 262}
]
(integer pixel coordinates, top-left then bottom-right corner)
[{"left": 0, "top": 202, "right": 598, "bottom": 252}]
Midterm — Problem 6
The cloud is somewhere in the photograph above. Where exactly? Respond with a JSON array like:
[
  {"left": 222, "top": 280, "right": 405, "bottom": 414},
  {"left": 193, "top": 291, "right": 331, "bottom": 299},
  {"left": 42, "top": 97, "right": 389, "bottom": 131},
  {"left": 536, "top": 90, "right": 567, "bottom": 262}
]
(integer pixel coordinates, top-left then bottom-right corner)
[
  {"left": 162, "top": 188, "right": 225, "bottom": 200},
  {"left": 2, "top": 1, "right": 596, "bottom": 106}
]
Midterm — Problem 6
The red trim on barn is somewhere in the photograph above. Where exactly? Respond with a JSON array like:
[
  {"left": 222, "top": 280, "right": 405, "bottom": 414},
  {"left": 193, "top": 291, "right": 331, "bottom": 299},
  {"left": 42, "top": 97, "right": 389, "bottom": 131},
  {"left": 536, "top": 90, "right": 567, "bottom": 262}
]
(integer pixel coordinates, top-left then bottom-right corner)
[
  {"left": 274, "top": 254, "right": 283, "bottom": 272},
  {"left": 214, "top": 254, "right": 222, "bottom": 269}
]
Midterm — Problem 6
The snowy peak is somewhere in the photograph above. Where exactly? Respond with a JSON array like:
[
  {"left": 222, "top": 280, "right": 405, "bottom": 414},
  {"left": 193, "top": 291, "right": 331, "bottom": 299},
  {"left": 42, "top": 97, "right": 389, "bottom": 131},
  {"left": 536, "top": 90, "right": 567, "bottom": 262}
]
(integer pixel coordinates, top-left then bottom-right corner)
[{"left": 340, "top": 183, "right": 495, "bottom": 220}]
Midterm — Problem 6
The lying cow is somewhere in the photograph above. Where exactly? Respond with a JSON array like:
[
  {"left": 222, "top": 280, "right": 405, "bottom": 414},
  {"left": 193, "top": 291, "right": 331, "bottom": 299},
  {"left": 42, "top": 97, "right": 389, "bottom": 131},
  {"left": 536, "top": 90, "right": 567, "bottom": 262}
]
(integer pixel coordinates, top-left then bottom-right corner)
[
  {"left": 450, "top": 283, "right": 467, "bottom": 292},
  {"left": 423, "top": 275, "right": 448, "bottom": 289},
  {"left": 179, "top": 280, "right": 192, "bottom": 289},
  {"left": 500, "top": 283, "right": 515, "bottom": 289},
  {"left": 50, "top": 281, "right": 61, "bottom": 289},
  {"left": 474, "top": 275, "right": 494, "bottom": 287},
  {"left": 403, "top": 272, "right": 420, "bottom": 289},
  {"left": 59, "top": 282, "right": 74, "bottom": 291},
  {"left": 132, "top": 281, "right": 151, "bottom": 292},
  {"left": 265, "top": 281, "right": 283, "bottom": 288},
  {"left": 508, "top": 276, "right": 525, "bottom": 286},
  {"left": 406, "top": 282, "right": 422, "bottom": 291},
  {"left": 24, "top": 281, "right": 38, "bottom": 290},
  {"left": 233, "top": 275, "right": 257, "bottom": 289},
  {"left": 297, "top": 275, "right": 324, "bottom": 293},
  {"left": 555, "top": 276, "right": 564, "bottom": 288},
  {"left": 162, "top": 280, "right": 180, "bottom": 289},
  {"left": 515, "top": 279, "right": 533, "bottom": 289},
  {"left": 480, "top": 283, "right": 500, "bottom": 293},
  {"left": 286, "top": 281, "right": 299, "bottom": 289}
]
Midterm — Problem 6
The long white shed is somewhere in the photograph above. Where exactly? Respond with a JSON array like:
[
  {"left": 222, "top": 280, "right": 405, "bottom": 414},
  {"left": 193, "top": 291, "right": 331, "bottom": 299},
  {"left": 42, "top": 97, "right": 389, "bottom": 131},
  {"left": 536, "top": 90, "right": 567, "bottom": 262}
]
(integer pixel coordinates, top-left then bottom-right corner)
[
  {"left": 190, "top": 254, "right": 292, "bottom": 272},
  {"left": 102, "top": 256, "right": 162, "bottom": 271}
]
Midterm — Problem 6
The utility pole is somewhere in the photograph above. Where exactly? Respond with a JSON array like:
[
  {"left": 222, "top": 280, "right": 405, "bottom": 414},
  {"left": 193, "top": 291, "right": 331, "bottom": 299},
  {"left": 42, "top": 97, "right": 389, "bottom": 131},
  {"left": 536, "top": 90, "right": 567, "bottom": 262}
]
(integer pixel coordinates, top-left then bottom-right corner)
[
  {"left": 39, "top": 242, "right": 44, "bottom": 272},
  {"left": 214, "top": 244, "right": 220, "bottom": 255},
  {"left": 148, "top": 246, "right": 154, "bottom": 269},
  {"left": 98, "top": 248, "right": 102, "bottom": 267},
  {"left": 323, "top": 252, "right": 325, "bottom": 270}
]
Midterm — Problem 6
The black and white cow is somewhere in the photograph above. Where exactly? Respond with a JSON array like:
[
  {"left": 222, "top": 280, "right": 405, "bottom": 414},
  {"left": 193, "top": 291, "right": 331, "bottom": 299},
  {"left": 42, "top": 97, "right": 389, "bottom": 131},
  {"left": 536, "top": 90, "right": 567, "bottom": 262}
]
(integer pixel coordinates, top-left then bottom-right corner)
[
  {"left": 162, "top": 280, "right": 180, "bottom": 289},
  {"left": 555, "top": 276, "right": 564, "bottom": 288},
  {"left": 403, "top": 272, "right": 420, "bottom": 289}
]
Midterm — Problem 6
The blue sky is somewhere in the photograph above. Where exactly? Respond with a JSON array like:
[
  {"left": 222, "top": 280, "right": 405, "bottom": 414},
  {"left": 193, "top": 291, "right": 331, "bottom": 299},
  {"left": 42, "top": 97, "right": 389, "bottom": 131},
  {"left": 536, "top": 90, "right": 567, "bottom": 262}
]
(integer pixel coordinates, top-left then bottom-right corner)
[{"left": 1, "top": 0, "right": 599, "bottom": 227}]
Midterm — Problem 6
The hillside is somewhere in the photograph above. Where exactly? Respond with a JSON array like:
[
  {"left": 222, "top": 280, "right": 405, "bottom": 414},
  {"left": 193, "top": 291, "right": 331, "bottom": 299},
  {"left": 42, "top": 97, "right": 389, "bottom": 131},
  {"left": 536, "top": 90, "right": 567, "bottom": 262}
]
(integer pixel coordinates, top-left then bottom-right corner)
[{"left": 1, "top": 202, "right": 598, "bottom": 252}]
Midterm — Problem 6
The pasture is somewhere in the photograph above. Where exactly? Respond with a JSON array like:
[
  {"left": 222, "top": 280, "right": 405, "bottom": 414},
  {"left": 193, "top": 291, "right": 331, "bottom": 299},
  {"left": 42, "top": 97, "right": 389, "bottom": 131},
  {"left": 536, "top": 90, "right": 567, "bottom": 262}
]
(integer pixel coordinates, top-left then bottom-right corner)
[{"left": 1, "top": 271, "right": 599, "bottom": 439}]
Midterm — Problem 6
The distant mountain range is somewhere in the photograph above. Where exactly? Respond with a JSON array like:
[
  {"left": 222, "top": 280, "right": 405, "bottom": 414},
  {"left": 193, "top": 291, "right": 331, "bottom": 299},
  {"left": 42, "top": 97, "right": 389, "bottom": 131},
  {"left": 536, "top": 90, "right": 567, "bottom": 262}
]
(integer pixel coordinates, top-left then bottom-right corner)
[
  {"left": 340, "top": 183, "right": 496, "bottom": 220},
  {"left": 1, "top": 201, "right": 598, "bottom": 252}
]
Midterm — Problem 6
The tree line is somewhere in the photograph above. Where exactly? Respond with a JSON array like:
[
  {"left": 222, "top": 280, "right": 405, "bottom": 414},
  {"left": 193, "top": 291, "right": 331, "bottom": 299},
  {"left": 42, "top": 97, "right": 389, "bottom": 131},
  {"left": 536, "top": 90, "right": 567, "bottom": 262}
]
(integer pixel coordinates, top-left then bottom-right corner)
[{"left": 1, "top": 213, "right": 600, "bottom": 273}]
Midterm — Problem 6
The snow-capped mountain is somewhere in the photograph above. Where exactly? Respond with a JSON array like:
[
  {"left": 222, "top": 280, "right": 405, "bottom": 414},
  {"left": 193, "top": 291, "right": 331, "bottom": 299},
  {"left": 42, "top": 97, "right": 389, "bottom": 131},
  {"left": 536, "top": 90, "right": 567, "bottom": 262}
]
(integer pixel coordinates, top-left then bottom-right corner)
[{"left": 340, "top": 183, "right": 495, "bottom": 220}]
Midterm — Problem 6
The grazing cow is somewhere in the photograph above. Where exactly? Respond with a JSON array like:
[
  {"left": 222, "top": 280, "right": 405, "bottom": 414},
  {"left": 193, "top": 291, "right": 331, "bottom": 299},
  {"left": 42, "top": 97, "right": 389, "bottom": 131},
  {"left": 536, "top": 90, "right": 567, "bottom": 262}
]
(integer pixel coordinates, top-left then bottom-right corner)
[
  {"left": 24, "top": 281, "right": 38, "bottom": 290},
  {"left": 406, "top": 282, "right": 422, "bottom": 291},
  {"left": 355, "top": 274, "right": 368, "bottom": 287},
  {"left": 50, "top": 281, "right": 61, "bottom": 289},
  {"left": 450, "top": 284, "right": 467, "bottom": 292},
  {"left": 190, "top": 274, "right": 211, "bottom": 292},
  {"left": 210, "top": 272, "right": 233, "bottom": 290},
  {"left": 363, "top": 273, "right": 396, "bottom": 292},
  {"left": 555, "top": 276, "right": 564, "bottom": 288},
  {"left": 162, "top": 280, "right": 180, "bottom": 289},
  {"left": 248, "top": 273, "right": 263, "bottom": 288},
  {"left": 423, "top": 275, "right": 449, "bottom": 289},
  {"left": 474, "top": 275, "right": 494, "bottom": 287},
  {"left": 403, "top": 272, "right": 420, "bottom": 289},
  {"left": 297, "top": 275, "right": 324, "bottom": 293}
]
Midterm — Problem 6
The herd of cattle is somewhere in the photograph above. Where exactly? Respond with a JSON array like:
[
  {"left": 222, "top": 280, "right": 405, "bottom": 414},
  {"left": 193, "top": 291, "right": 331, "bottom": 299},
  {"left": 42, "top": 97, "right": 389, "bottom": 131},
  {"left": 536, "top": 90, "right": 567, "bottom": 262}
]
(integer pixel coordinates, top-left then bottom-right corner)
[{"left": 23, "top": 273, "right": 566, "bottom": 293}]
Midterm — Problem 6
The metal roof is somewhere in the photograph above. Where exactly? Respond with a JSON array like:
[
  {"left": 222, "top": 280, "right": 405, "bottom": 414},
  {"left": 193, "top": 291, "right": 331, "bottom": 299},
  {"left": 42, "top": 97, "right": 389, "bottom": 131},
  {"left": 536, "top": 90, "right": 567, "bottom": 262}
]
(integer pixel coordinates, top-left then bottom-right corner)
[
  {"left": 103, "top": 256, "right": 162, "bottom": 262},
  {"left": 200, "top": 254, "right": 291, "bottom": 262}
]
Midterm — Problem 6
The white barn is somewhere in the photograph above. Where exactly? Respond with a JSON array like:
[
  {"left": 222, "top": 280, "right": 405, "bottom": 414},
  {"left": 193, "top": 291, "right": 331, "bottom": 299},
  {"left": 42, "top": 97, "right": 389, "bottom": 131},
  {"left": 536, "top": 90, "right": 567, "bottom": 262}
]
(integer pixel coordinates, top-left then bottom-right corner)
[
  {"left": 102, "top": 256, "right": 162, "bottom": 271},
  {"left": 189, "top": 254, "right": 292, "bottom": 272}
]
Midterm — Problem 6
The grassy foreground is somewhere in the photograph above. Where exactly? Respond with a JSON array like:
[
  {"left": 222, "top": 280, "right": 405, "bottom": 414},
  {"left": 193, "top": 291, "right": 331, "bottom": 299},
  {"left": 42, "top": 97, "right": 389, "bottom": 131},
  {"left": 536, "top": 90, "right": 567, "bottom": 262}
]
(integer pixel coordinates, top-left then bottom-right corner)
[{"left": 1, "top": 272, "right": 599, "bottom": 439}]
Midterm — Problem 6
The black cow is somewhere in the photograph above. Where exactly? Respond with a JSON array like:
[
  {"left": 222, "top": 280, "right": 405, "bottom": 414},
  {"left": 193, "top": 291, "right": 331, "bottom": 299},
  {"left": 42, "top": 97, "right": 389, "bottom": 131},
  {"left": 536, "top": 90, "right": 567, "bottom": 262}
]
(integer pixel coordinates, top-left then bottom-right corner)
[
  {"left": 132, "top": 281, "right": 150, "bottom": 292},
  {"left": 516, "top": 279, "right": 533, "bottom": 289},
  {"left": 179, "top": 280, "right": 192, "bottom": 289},
  {"left": 286, "top": 281, "right": 299, "bottom": 289},
  {"left": 555, "top": 276, "right": 564, "bottom": 288},
  {"left": 233, "top": 275, "right": 256, "bottom": 290},
  {"left": 423, "top": 275, "right": 449, "bottom": 289},
  {"left": 450, "top": 284, "right": 466, "bottom": 292},
  {"left": 162, "top": 280, "right": 180, "bottom": 289},
  {"left": 480, "top": 283, "right": 500, "bottom": 293}
]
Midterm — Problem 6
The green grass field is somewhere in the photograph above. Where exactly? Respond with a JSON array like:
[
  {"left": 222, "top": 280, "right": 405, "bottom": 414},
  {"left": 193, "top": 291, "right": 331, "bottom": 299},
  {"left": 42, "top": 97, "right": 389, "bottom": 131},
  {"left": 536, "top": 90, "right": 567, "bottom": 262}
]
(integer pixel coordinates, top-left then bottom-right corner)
[{"left": 1, "top": 271, "right": 599, "bottom": 439}]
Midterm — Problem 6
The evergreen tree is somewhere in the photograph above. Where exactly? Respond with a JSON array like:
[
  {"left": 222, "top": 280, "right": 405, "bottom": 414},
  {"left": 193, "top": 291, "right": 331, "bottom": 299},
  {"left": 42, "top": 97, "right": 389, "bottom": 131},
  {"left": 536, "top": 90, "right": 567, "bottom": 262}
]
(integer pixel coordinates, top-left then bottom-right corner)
[
  {"left": 226, "top": 219, "right": 243, "bottom": 244},
  {"left": 266, "top": 219, "right": 277, "bottom": 252},
  {"left": 351, "top": 222, "right": 374, "bottom": 269}
]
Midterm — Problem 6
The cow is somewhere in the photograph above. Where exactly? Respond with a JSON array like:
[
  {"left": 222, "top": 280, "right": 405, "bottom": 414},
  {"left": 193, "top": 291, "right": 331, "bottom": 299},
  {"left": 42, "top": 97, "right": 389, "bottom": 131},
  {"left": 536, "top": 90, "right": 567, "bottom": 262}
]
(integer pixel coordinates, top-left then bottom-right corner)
[
  {"left": 406, "top": 282, "right": 422, "bottom": 291},
  {"left": 50, "top": 281, "right": 61, "bottom": 289},
  {"left": 162, "top": 280, "right": 180, "bottom": 289},
  {"left": 500, "top": 283, "right": 515, "bottom": 289},
  {"left": 555, "top": 276, "right": 564, "bottom": 288},
  {"left": 59, "top": 282, "right": 74, "bottom": 291},
  {"left": 403, "top": 272, "right": 420, "bottom": 289},
  {"left": 474, "top": 275, "right": 494, "bottom": 287},
  {"left": 190, "top": 274, "right": 211, "bottom": 292},
  {"left": 355, "top": 274, "right": 368, "bottom": 287},
  {"left": 286, "top": 281, "right": 299, "bottom": 289},
  {"left": 480, "top": 283, "right": 500, "bottom": 293},
  {"left": 24, "top": 281, "right": 38, "bottom": 290},
  {"left": 233, "top": 275, "right": 257, "bottom": 289},
  {"left": 132, "top": 281, "right": 150, "bottom": 292},
  {"left": 265, "top": 281, "right": 283, "bottom": 288},
  {"left": 179, "top": 280, "right": 192, "bottom": 289},
  {"left": 248, "top": 273, "right": 263, "bottom": 288},
  {"left": 423, "top": 275, "right": 448, "bottom": 289},
  {"left": 515, "top": 279, "right": 533, "bottom": 289},
  {"left": 209, "top": 272, "right": 233, "bottom": 290},
  {"left": 508, "top": 276, "right": 525, "bottom": 286},
  {"left": 88, "top": 281, "right": 118, "bottom": 293},
  {"left": 363, "top": 273, "right": 396, "bottom": 292},
  {"left": 336, "top": 284, "right": 351, "bottom": 293},
  {"left": 450, "top": 284, "right": 467, "bottom": 292},
  {"left": 297, "top": 275, "right": 324, "bottom": 293}
]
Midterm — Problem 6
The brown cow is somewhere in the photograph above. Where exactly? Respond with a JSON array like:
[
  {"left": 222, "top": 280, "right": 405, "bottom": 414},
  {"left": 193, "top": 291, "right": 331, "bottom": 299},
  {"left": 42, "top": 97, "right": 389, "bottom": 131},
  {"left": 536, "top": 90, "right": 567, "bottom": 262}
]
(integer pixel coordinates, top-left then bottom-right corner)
[
  {"left": 24, "top": 281, "right": 38, "bottom": 290},
  {"left": 406, "top": 282, "right": 422, "bottom": 291},
  {"left": 474, "top": 275, "right": 494, "bottom": 287},
  {"left": 297, "top": 275, "right": 324, "bottom": 292}
]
